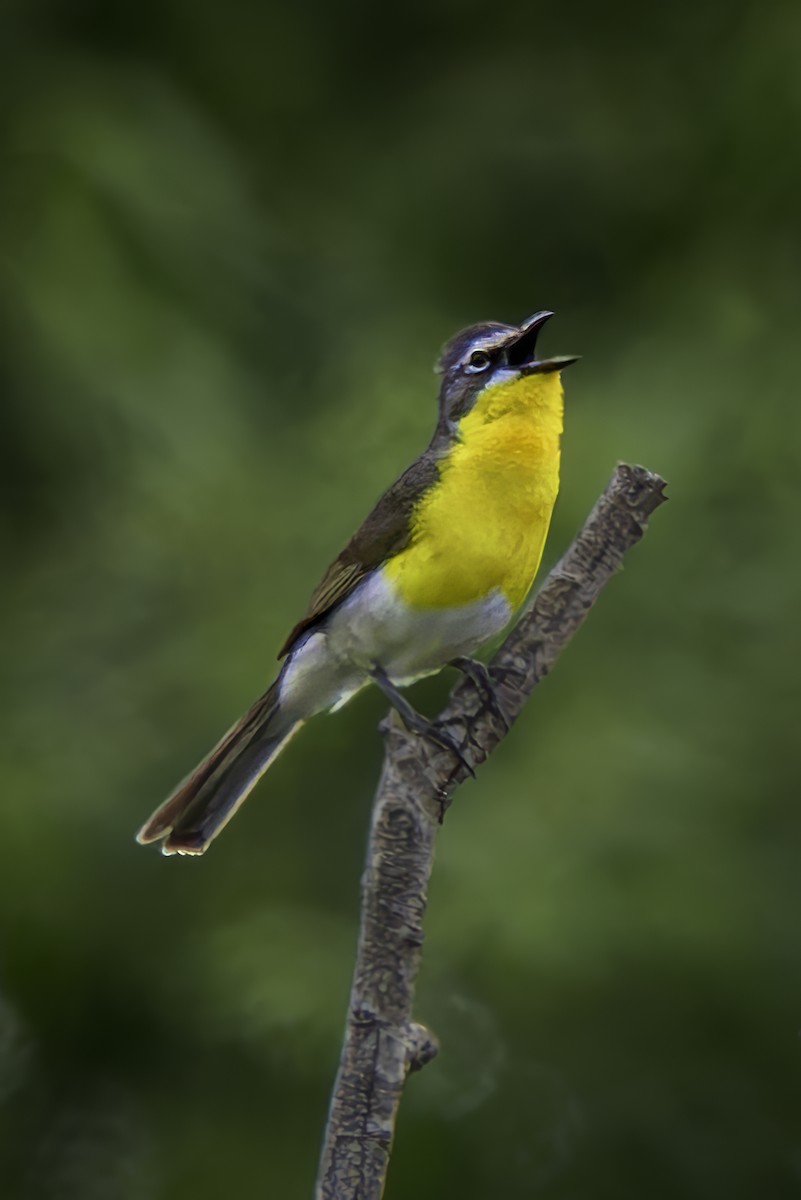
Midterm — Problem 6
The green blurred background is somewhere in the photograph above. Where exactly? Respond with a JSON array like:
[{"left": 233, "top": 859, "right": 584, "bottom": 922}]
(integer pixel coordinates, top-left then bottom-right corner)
[{"left": 1, "top": 0, "right": 800, "bottom": 1196}]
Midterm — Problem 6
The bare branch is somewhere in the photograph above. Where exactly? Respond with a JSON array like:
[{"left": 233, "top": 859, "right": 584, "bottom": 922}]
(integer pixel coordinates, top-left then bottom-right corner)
[{"left": 315, "top": 463, "right": 668, "bottom": 1200}]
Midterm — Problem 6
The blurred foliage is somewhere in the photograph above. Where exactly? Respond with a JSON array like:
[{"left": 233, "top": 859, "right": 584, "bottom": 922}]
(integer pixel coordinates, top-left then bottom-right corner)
[{"left": 1, "top": 0, "right": 800, "bottom": 1196}]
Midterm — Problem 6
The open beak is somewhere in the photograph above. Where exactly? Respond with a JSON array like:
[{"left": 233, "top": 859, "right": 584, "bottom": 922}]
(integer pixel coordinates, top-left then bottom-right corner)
[{"left": 505, "top": 311, "right": 580, "bottom": 374}]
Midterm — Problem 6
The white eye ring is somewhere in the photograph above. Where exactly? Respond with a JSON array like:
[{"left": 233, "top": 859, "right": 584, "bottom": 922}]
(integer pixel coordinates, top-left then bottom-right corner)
[{"left": 464, "top": 349, "right": 492, "bottom": 374}]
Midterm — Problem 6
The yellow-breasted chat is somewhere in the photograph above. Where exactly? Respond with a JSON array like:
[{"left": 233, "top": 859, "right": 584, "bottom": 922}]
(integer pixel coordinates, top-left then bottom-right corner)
[{"left": 137, "top": 311, "right": 578, "bottom": 854}]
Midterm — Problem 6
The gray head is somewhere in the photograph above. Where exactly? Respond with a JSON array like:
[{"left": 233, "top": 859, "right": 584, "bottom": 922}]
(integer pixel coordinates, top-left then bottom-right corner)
[{"left": 435, "top": 311, "right": 578, "bottom": 428}]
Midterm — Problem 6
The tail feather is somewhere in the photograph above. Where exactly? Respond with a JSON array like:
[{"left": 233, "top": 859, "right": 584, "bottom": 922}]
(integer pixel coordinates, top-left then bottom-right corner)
[{"left": 137, "top": 681, "right": 300, "bottom": 856}]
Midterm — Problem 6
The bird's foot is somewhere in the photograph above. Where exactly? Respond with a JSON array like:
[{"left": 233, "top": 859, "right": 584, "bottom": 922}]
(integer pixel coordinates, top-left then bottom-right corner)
[
  {"left": 449, "top": 656, "right": 512, "bottom": 732},
  {"left": 435, "top": 782, "right": 451, "bottom": 824},
  {"left": 370, "top": 664, "right": 476, "bottom": 778}
]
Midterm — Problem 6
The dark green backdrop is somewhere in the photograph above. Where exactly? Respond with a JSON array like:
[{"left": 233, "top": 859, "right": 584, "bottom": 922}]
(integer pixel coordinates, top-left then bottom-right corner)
[{"left": 1, "top": 1, "right": 800, "bottom": 1196}]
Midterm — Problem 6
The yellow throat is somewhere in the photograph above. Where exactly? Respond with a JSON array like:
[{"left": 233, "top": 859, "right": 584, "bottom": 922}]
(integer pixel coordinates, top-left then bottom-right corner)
[{"left": 385, "top": 370, "right": 564, "bottom": 610}]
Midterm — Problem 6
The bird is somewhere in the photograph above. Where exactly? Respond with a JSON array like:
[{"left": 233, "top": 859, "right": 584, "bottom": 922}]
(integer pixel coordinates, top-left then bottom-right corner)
[{"left": 137, "top": 311, "right": 578, "bottom": 855}]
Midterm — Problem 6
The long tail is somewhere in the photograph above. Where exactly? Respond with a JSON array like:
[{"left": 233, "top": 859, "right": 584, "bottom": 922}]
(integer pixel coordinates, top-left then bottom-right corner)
[{"left": 136, "top": 680, "right": 301, "bottom": 856}]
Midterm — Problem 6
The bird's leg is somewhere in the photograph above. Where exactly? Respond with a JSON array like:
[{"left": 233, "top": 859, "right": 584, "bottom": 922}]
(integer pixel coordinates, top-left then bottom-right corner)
[
  {"left": 449, "top": 656, "right": 512, "bottom": 732},
  {"left": 369, "top": 663, "right": 475, "bottom": 778}
]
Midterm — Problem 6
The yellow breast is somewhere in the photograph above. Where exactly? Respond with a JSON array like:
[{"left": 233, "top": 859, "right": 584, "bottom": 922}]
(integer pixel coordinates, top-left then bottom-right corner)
[{"left": 384, "top": 372, "right": 563, "bottom": 610}]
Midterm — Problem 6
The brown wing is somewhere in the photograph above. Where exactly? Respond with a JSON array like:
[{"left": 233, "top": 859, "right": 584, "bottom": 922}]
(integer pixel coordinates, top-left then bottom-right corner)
[{"left": 277, "top": 448, "right": 442, "bottom": 658}]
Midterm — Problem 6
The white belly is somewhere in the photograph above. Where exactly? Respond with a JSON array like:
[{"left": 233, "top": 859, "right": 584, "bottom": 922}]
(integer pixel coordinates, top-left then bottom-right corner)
[
  {"left": 328, "top": 568, "right": 512, "bottom": 679},
  {"left": 277, "top": 567, "right": 512, "bottom": 718}
]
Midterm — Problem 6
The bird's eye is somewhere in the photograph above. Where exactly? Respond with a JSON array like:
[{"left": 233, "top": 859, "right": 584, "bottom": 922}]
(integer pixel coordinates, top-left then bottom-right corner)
[{"left": 465, "top": 350, "right": 492, "bottom": 374}]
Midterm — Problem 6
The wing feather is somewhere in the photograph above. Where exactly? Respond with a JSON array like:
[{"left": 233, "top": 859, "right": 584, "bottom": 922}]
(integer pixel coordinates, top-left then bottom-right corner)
[{"left": 277, "top": 449, "right": 441, "bottom": 657}]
